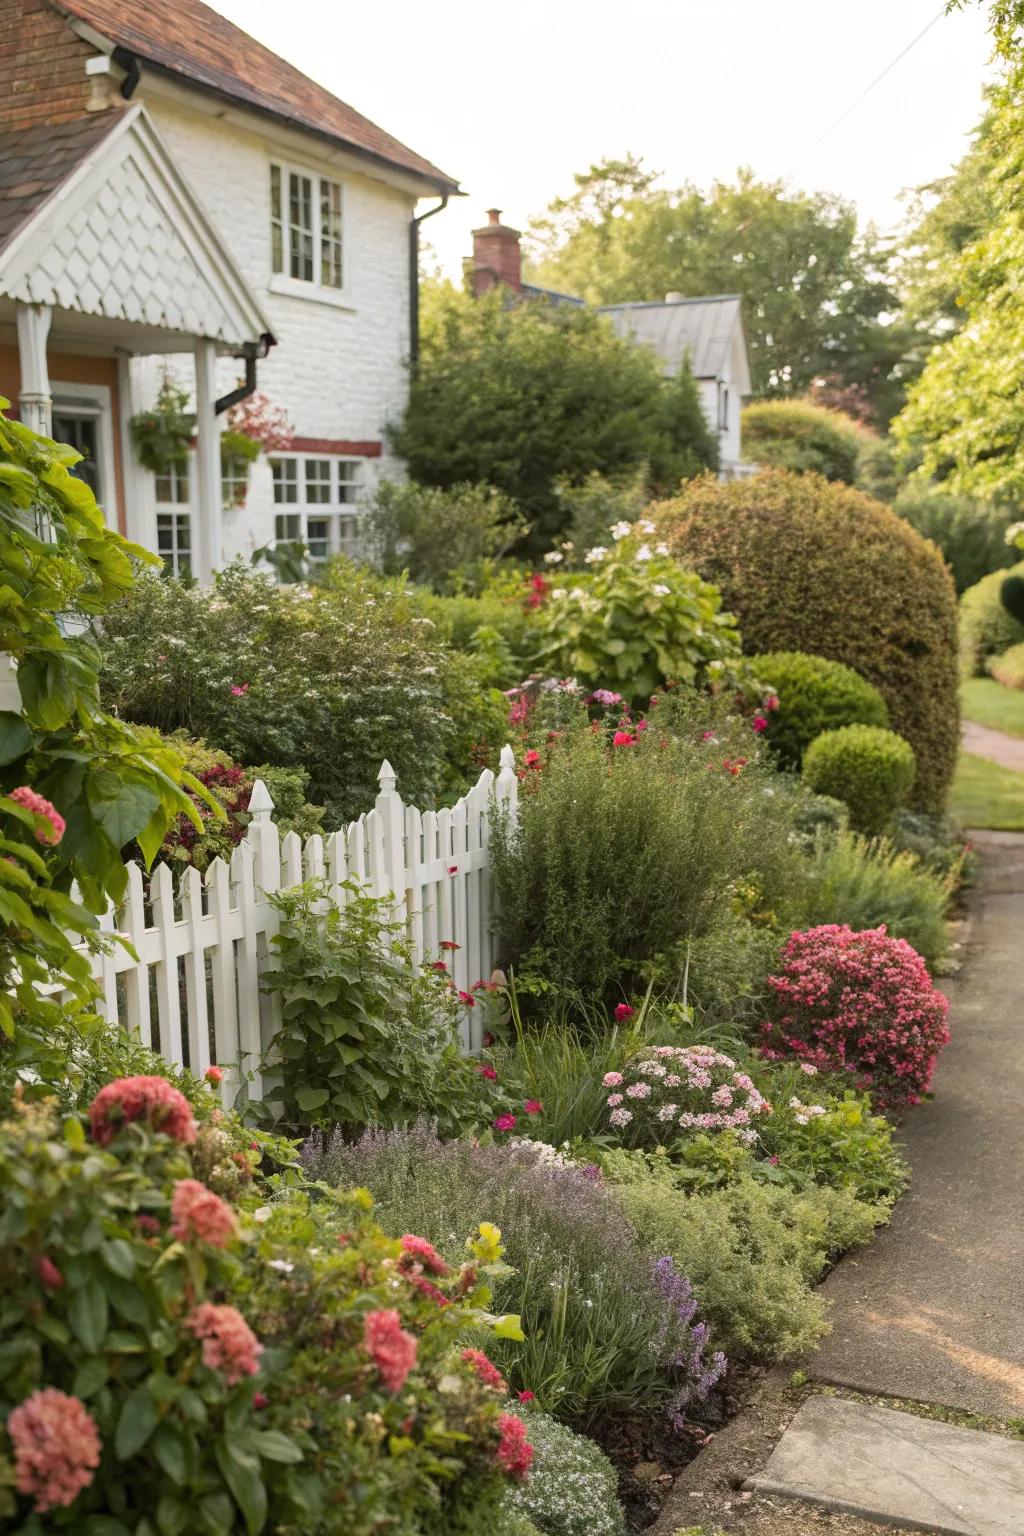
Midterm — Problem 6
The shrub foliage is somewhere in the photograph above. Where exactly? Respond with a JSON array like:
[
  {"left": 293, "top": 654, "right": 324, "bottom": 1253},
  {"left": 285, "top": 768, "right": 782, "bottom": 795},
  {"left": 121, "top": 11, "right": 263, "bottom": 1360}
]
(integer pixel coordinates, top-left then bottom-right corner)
[
  {"left": 749, "top": 651, "right": 889, "bottom": 768},
  {"left": 657, "top": 469, "right": 960, "bottom": 810},
  {"left": 802, "top": 725, "right": 916, "bottom": 835},
  {"left": 959, "top": 559, "right": 1024, "bottom": 676},
  {"left": 741, "top": 398, "right": 867, "bottom": 483}
]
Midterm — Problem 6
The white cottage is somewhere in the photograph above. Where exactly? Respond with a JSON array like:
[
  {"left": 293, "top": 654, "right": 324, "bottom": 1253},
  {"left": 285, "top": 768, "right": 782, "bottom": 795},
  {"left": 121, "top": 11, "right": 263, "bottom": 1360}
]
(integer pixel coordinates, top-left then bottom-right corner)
[{"left": 0, "top": 0, "right": 460, "bottom": 580}]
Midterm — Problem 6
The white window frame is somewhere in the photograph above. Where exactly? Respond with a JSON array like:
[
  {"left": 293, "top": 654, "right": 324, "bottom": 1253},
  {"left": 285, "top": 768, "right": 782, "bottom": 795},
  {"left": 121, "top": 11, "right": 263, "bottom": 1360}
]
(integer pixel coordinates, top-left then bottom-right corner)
[
  {"left": 269, "top": 451, "right": 364, "bottom": 566},
  {"left": 51, "top": 381, "right": 116, "bottom": 522},
  {"left": 268, "top": 158, "right": 349, "bottom": 305},
  {"left": 154, "top": 452, "right": 196, "bottom": 578}
]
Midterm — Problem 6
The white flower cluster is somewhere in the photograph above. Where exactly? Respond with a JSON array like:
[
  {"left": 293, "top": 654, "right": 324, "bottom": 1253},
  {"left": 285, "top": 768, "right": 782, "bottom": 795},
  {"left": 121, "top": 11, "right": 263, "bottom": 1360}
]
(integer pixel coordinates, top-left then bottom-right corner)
[{"left": 503, "top": 1409, "right": 625, "bottom": 1536}]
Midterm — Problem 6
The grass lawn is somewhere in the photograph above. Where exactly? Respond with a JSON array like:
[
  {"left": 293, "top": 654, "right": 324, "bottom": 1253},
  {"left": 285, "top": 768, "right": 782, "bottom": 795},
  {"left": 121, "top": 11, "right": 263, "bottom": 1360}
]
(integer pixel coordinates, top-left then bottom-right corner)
[
  {"left": 952, "top": 751, "right": 1024, "bottom": 830},
  {"left": 960, "top": 677, "right": 1024, "bottom": 740}
]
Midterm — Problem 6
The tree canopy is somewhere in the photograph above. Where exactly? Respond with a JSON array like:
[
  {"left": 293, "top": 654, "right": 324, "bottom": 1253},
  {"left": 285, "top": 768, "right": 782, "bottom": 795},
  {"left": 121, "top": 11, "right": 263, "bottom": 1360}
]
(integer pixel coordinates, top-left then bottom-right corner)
[
  {"left": 525, "top": 159, "right": 911, "bottom": 421},
  {"left": 390, "top": 284, "right": 718, "bottom": 550}
]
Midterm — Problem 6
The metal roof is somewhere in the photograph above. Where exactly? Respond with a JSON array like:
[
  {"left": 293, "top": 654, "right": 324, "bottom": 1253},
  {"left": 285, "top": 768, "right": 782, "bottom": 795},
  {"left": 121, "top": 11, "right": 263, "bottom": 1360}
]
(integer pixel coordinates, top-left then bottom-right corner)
[{"left": 598, "top": 295, "right": 746, "bottom": 384}]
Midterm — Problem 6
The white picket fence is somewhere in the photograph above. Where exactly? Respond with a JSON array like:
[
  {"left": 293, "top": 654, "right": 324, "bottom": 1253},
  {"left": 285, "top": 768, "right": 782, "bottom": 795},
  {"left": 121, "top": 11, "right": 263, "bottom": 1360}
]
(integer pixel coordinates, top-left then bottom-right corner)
[{"left": 58, "top": 746, "right": 520, "bottom": 1109}]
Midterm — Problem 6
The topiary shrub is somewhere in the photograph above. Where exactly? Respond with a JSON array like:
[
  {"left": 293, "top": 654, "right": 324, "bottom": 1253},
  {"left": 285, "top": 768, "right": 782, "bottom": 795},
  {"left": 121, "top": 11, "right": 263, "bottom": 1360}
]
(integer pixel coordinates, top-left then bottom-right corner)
[
  {"left": 959, "top": 560, "right": 1024, "bottom": 676},
  {"left": 762, "top": 923, "right": 950, "bottom": 1110},
  {"left": 741, "top": 399, "right": 868, "bottom": 484},
  {"left": 748, "top": 651, "right": 889, "bottom": 768},
  {"left": 987, "top": 641, "right": 1024, "bottom": 690},
  {"left": 657, "top": 469, "right": 960, "bottom": 810},
  {"left": 802, "top": 725, "right": 916, "bottom": 835},
  {"left": 1001, "top": 572, "right": 1024, "bottom": 626}
]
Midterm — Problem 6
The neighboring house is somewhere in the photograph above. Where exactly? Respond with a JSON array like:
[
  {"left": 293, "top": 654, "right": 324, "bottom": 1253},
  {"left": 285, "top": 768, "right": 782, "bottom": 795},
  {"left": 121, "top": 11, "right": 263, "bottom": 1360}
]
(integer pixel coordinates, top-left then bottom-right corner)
[
  {"left": 467, "top": 210, "right": 754, "bottom": 479},
  {"left": 0, "top": 0, "right": 459, "bottom": 580}
]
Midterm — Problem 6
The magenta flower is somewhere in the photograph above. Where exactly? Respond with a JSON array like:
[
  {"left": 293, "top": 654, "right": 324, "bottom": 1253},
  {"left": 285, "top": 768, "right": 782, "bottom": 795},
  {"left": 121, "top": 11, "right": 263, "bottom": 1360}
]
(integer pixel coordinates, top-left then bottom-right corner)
[
  {"left": 493, "top": 1113, "right": 517, "bottom": 1132},
  {"left": 8, "top": 786, "right": 65, "bottom": 846},
  {"left": 614, "top": 1004, "right": 635, "bottom": 1021}
]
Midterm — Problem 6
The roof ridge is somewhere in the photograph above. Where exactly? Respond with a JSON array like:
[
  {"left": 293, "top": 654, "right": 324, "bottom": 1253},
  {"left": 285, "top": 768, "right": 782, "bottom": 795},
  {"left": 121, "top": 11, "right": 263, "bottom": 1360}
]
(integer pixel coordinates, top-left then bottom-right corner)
[{"left": 597, "top": 294, "right": 742, "bottom": 310}]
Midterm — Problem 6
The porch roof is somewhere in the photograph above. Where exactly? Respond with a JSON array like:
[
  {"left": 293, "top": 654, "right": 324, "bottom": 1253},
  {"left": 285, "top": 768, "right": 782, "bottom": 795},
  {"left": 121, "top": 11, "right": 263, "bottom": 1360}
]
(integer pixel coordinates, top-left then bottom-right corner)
[{"left": 0, "top": 104, "right": 272, "bottom": 352}]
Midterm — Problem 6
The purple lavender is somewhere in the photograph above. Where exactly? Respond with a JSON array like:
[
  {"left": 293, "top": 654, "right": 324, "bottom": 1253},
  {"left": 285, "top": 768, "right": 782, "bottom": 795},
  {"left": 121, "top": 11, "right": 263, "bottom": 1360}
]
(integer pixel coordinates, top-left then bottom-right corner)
[{"left": 651, "top": 1254, "right": 727, "bottom": 1427}]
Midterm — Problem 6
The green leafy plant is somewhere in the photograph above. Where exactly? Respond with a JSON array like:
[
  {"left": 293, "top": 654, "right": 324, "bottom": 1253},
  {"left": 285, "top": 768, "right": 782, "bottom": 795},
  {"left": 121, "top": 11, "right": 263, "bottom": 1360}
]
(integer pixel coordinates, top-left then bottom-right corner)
[
  {"left": 894, "top": 489, "right": 1016, "bottom": 594},
  {"left": 363, "top": 480, "right": 528, "bottom": 593},
  {"left": 129, "top": 377, "right": 194, "bottom": 474},
  {"left": 501, "top": 1407, "right": 625, "bottom": 1536},
  {"left": 748, "top": 651, "right": 889, "bottom": 768},
  {"left": 803, "top": 725, "right": 917, "bottom": 835},
  {"left": 533, "top": 522, "right": 741, "bottom": 703},
  {"left": 659, "top": 468, "right": 960, "bottom": 811},
  {"left": 254, "top": 881, "right": 463, "bottom": 1133},
  {"left": 958, "top": 559, "right": 1024, "bottom": 675},
  {"left": 0, "top": 401, "right": 208, "bottom": 1055}
]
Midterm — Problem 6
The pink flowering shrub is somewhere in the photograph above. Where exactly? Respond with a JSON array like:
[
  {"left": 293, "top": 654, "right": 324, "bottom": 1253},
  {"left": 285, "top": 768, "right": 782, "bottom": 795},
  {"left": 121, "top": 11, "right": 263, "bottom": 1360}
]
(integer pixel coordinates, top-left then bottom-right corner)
[
  {"left": 88, "top": 1073, "right": 196, "bottom": 1146},
  {"left": 169, "top": 1177, "right": 237, "bottom": 1246},
  {"left": 605, "top": 1045, "right": 773, "bottom": 1149},
  {"left": 762, "top": 924, "right": 950, "bottom": 1110},
  {"left": 6, "top": 1388, "right": 101, "bottom": 1513}
]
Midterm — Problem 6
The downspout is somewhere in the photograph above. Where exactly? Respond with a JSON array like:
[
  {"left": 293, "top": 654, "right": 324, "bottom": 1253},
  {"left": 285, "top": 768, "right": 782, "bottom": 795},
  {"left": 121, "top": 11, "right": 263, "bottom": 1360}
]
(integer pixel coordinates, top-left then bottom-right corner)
[
  {"left": 215, "top": 333, "right": 277, "bottom": 416},
  {"left": 409, "top": 195, "right": 449, "bottom": 371},
  {"left": 111, "top": 46, "right": 141, "bottom": 98}
]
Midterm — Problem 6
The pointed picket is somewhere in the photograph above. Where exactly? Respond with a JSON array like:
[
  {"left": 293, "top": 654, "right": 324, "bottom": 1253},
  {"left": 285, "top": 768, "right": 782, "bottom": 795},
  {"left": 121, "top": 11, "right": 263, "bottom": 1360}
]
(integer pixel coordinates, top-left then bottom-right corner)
[
  {"left": 121, "top": 861, "right": 152, "bottom": 1047},
  {"left": 150, "top": 861, "right": 184, "bottom": 1067},
  {"left": 180, "top": 865, "right": 210, "bottom": 1077}
]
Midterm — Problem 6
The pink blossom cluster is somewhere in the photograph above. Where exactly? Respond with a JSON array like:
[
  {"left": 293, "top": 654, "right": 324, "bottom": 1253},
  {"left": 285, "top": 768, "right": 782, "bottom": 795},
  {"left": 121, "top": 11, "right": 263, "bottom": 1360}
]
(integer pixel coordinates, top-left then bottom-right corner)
[
  {"left": 461, "top": 1348, "right": 508, "bottom": 1392},
  {"left": 88, "top": 1075, "right": 196, "bottom": 1146},
  {"left": 362, "top": 1308, "right": 417, "bottom": 1393},
  {"left": 186, "top": 1302, "right": 263, "bottom": 1385},
  {"left": 494, "top": 1412, "right": 534, "bottom": 1479},
  {"left": 762, "top": 924, "right": 950, "bottom": 1110},
  {"left": 8, "top": 785, "right": 65, "bottom": 846},
  {"left": 6, "top": 1389, "right": 101, "bottom": 1512},
  {"left": 604, "top": 1045, "right": 772, "bottom": 1146},
  {"left": 170, "top": 1179, "right": 237, "bottom": 1248}
]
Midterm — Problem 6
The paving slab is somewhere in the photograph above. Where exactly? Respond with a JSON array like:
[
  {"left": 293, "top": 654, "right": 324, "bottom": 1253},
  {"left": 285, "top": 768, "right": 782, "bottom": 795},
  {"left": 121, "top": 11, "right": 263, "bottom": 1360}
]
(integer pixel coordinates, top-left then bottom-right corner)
[
  {"left": 748, "top": 1395, "right": 1024, "bottom": 1536},
  {"left": 809, "top": 832, "right": 1024, "bottom": 1418}
]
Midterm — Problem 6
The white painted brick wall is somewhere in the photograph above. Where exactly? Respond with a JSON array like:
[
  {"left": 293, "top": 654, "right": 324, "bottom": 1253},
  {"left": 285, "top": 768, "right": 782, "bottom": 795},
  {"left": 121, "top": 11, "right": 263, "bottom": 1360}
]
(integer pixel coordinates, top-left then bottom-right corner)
[{"left": 133, "top": 93, "right": 414, "bottom": 561}]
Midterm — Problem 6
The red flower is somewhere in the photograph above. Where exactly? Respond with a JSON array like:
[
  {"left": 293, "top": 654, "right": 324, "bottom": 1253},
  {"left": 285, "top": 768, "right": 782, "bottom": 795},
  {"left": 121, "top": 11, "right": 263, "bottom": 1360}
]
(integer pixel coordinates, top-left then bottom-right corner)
[
  {"left": 614, "top": 1004, "right": 635, "bottom": 1021},
  {"left": 612, "top": 730, "right": 636, "bottom": 747},
  {"left": 766, "top": 694, "right": 780, "bottom": 711},
  {"left": 230, "top": 683, "right": 249, "bottom": 696},
  {"left": 458, "top": 990, "right": 476, "bottom": 1007},
  {"left": 400, "top": 1235, "right": 449, "bottom": 1277},
  {"left": 524, "top": 749, "right": 542, "bottom": 769},
  {"left": 363, "top": 1309, "right": 417, "bottom": 1393},
  {"left": 252, "top": 1393, "right": 269, "bottom": 1409},
  {"left": 494, "top": 1413, "right": 534, "bottom": 1479},
  {"left": 493, "top": 1113, "right": 517, "bottom": 1132},
  {"left": 448, "top": 865, "right": 459, "bottom": 875},
  {"left": 8, "top": 786, "right": 65, "bottom": 847},
  {"left": 88, "top": 1076, "right": 195, "bottom": 1147},
  {"left": 430, "top": 960, "right": 448, "bottom": 973},
  {"left": 752, "top": 715, "right": 769, "bottom": 733},
  {"left": 439, "top": 940, "right": 460, "bottom": 951},
  {"left": 136, "top": 1214, "right": 161, "bottom": 1236},
  {"left": 517, "top": 1390, "right": 535, "bottom": 1403},
  {"left": 483, "top": 1031, "right": 496, "bottom": 1047},
  {"left": 524, "top": 1100, "right": 543, "bottom": 1115},
  {"left": 462, "top": 1348, "right": 507, "bottom": 1392},
  {"left": 478, "top": 1065, "right": 498, "bottom": 1081},
  {"left": 204, "top": 1065, "right": 224, "bottom": 1084},
  {"left": 35, "top": 1256, "right": 64, "bottom": 1290}
]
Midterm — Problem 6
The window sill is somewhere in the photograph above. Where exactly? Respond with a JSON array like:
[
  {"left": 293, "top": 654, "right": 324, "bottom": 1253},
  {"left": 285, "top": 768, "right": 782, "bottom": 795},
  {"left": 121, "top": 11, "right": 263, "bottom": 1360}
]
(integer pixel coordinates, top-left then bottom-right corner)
[{"left": 268, "top": 273, "right": 355, "bottom": 311}]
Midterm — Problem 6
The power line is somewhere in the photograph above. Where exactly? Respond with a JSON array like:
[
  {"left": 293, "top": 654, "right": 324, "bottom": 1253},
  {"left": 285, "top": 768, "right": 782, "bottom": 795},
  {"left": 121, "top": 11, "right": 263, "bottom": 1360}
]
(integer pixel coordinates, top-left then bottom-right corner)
[{"left": 813, "top": 7, "right": 948, "bottom": 148}]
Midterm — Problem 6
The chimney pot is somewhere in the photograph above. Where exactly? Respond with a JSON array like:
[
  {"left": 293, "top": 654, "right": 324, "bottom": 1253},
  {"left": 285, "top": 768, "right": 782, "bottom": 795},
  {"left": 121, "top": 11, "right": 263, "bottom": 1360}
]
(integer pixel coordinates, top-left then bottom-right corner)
[
  {"left": 469, "top": 206, "right": 522, "bottom": 296},
  {"left": 487, "top": 208, "right": 502, "bottom": 225}
]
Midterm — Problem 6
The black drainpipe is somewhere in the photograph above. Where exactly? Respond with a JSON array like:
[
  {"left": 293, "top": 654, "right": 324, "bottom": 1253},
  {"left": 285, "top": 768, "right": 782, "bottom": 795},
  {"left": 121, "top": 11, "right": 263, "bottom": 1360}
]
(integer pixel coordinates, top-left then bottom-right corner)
[
  {"left": 409, "top": 195, "right": 449, "bottom": 371},
  {"left": 111, "top": 47, "right": 141, "bottom": 98},
  {"left": 216, "top": 334, "right": 277, "bottom": 416}
]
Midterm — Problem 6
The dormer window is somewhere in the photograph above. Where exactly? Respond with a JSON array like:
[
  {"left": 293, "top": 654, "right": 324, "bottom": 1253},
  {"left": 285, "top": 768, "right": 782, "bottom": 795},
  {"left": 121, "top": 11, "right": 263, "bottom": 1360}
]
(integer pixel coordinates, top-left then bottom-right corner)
[{"left": 270, "top": 162, "right": 344, "bottom": 291}]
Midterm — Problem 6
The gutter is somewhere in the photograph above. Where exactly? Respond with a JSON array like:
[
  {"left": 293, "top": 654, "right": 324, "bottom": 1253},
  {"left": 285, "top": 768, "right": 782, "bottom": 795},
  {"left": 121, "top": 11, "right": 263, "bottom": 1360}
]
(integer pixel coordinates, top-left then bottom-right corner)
[
  {"left": 215, "top": 334, "right": 278, "bottom": 417},
  {"left": 409, "top": 196, "right": 449, "bottom": 370}
]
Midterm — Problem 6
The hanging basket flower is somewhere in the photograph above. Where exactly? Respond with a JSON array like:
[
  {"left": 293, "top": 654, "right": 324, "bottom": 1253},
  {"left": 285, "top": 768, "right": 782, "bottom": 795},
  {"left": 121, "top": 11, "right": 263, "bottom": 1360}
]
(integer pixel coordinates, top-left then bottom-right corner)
[{"left": 130, "top": 377, "right": 195, "bottom": 474}]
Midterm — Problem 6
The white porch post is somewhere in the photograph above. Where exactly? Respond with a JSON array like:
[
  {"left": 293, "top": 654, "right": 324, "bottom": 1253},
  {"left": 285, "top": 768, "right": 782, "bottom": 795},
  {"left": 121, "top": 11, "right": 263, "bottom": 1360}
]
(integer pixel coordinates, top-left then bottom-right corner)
[
  {"left": 15, "top": 303, "right": 53, "bottom": 437},
  {"left": 116, "top": 354, "right": 155, "bottom": 549},
  {"left": 193, "top": 339, "right": 223, "bottom": 584}
]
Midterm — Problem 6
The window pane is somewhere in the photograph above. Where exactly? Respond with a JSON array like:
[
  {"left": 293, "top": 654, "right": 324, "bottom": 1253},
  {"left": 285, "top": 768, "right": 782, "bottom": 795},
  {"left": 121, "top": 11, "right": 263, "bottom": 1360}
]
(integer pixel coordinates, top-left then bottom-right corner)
[
  {"left": 304, "top": 458, "right": 331, "bottom": 503},
  {"left": 337, "top": 460, "right": 361, "bottom": 503},
  {"left": 275, "top": 513, "right": 302, "bottom": 543},
  {"left": 320, "top": 178, "right": 343, "bottom": 289},
  {"left": 289, "top": 173, "right": 314, "bottom": 281},
  {"left": 270, "top": 164, "right": 283, "bottom": 274},
  {"left": 157, "top": 511, "right": 192, "bottom": 577},
  {"left": 271, "top": 458, "right": 298, "bottom": 503},
  {"left": 306, "top": 516, "right": 330, "bottom": 562},
  {"left": 155, "top": 461, "right": 189, "bottom": 504}
]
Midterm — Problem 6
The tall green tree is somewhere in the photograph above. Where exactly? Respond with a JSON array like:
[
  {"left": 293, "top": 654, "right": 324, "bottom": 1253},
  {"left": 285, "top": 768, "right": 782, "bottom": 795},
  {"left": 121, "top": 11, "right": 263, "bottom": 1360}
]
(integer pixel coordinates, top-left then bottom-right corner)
[
  {"left": 526, "top": 160, "right": 911, "bottom": 421},
  {"left": 390, "top": 284, "right": 718, "bottom": 551},
  {"left": 896, "top": 58, "right": 1024, "bottom": 499}
]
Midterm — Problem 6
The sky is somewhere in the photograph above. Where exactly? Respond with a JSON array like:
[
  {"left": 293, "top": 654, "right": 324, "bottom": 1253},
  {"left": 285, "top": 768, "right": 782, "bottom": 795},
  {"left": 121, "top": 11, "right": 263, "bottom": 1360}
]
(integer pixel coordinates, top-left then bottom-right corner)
[{"left": 208, "top": 0, "right": 997, "bottom": 276}]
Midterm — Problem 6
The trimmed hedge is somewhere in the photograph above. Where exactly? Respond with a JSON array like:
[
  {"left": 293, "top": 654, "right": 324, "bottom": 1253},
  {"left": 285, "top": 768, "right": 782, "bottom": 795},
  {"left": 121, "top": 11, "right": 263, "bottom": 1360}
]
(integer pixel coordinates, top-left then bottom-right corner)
[
  {"left": 959, "top": 560, "right": 1024, "bottom": 677},
  {"left": 803, "top": 725, "right": 917, "bottom": 835},
  {"left": 987, "top": 641, "right": 1024, "bottom": 690},
  {"left": 657, "top": 470, "right": 960, "bottom": 811},
  {"left": 749, "top": 651, "right": 889, "bottom": 768},
  {"left": 741, "top": 399, "right": 868, "bottom": 484}
]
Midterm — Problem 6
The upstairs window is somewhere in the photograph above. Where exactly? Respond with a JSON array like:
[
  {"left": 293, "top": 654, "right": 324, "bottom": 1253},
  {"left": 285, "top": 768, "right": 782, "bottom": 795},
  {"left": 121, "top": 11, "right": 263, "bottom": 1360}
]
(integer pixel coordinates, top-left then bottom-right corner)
[{"left": 270, "top": 162, "right": 344, "bottom": 290}]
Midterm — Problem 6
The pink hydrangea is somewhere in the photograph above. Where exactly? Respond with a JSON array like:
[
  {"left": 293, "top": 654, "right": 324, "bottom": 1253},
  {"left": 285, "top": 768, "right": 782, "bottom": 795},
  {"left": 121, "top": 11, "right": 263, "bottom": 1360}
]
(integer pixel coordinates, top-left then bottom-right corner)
[
  {"left": 762, "top": 924, "right": 950, "bottom": 1111},
  {"left": 8, "top": 786, "right": 65, "bottom": 847},
  {"left": 606, "top": 1045, "right": 773, "bottom": 1146},
  {"left": 170, "top": 1179, "right": 236, "bottom": 1248},
  {"left": 7, "top": 1389, "right": 101, "bottom": 1512},
  {"left": 494, "top": 1413, "right": 534, "bottom": 1479},
  {"left": 607, "top": 1093, "right": 624, "bottom": 1107},
  {"left": 88, "top": 1076, "right": 196, "bottom": 1146},
  {"left": 186, "top": 1302, "right": 262, "bottom": 1385},
  {"left": 602, "top": 1071, "right": 623, "bottom": 1087},
  {"left": 461, "top": 1348, "right": 507, "bottom": 1392},
  {"left": 363, "top": 1308, "right": 417, "bottom": 1393}
]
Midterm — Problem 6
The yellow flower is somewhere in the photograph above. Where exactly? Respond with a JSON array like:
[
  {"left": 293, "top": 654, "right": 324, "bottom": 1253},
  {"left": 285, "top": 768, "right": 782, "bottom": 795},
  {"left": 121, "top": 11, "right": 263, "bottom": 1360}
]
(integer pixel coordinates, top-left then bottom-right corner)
[{"left": 467, "top": 1221, "right": 504, "bottom": 1263}]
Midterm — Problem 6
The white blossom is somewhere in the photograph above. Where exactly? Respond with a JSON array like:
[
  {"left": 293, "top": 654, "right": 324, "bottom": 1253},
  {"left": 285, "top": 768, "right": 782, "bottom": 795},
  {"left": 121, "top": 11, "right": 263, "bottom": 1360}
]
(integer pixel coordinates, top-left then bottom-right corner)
[
  {"left": 543, "top": 550, "right": 564, "bottom": 565},
  {"left": 639, "top": 519, "right": 656, "bottom": 534},
  {"left": 635, "top": 544, "right": 652, "bottom": 562},
  {"left": 610, "top": 520, "right": 632, "bottom": 540},
  {"left": 655, "top": 541, "right": 670, "bottom": 555},
  {"left": 652, "top": 583, "right": 670, "bottom": 596},
  {"left": 585, "top": 546, "right": 608, "bottom": 564}
]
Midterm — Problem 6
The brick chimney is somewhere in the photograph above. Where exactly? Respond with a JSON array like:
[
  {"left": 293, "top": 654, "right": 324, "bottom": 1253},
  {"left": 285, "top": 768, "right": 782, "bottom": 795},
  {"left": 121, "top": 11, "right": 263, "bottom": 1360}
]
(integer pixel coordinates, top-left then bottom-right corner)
[{"left": 468, "top": 208, "right": 522, "bottom": 295}]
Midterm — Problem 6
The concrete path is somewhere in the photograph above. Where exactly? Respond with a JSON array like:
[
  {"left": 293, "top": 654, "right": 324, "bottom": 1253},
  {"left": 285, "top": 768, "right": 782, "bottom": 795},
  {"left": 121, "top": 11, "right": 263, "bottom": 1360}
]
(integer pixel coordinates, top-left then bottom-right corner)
[
  {"left": 749, "top": 1396, "right": 1024, "bottom": 1535},
  {"left": 961, "top": 719, "right": 1024, "bottom": 772},
  {"left": 810, "top": 831, "right": 1024, "bottom": 1419}
]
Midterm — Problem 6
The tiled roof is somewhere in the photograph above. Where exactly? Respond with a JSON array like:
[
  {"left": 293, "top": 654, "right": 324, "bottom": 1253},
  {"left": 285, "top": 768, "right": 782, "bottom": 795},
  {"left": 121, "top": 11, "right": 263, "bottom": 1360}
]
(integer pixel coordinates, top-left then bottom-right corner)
[
  {"left": 0, "top": 112, "right": 120, "bottom": 254},
  {"left": 52, "top": 0, "right": 460, "bottom": 192}
]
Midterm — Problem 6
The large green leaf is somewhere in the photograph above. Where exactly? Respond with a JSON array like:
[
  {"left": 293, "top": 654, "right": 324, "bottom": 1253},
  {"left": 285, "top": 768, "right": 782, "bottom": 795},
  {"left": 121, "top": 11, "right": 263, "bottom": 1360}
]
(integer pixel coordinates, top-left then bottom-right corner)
[
  {"left": 0, "top": 710, "right": 31, "bottom": 765},
  {"left": 114, "top": 1383, "right": 159, "bottom": 1458}
]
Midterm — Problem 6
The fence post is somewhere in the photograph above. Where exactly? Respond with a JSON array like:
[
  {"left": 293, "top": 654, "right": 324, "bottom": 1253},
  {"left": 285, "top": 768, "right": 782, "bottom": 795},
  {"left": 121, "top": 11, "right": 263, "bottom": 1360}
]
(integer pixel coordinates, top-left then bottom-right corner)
[
  {"left": 375, "top": 760, "right": 407, "bottom": 925},
  {"left": 496, "top": 743, "right": 519, "bottom": 824}
]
